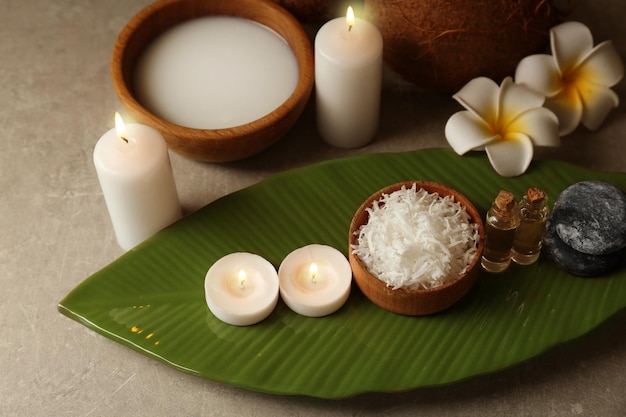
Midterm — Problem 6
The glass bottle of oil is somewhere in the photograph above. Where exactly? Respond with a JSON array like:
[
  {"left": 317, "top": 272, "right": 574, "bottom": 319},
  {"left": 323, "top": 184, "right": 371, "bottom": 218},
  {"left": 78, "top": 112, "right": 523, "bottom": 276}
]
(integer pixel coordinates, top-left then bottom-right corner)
[
  {"left": 512, "top": 187, "right": 549, "bottom": 265},
  {"left": 481, "top": 190, "right": 520, "bottom": 273}
]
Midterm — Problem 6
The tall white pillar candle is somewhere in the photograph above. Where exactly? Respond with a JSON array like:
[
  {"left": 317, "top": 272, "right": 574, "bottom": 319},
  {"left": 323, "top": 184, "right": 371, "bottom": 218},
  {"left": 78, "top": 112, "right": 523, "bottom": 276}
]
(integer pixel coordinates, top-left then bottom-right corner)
[
  {"left": 315, "top": 7, "right": 383, "bottom": 148},
  {"left": 278, "top": 244, "right": 352, "bottom": 317},
  {"left": 93, "top": 113, "right": 182, "bottom": 250}
]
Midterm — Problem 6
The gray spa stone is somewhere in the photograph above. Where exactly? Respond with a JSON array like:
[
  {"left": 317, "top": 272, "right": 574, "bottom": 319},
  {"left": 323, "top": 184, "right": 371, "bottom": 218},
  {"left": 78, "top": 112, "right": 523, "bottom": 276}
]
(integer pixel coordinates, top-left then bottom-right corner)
[
  {"left": 552, "top": 181, "right": 626, "bottom": 256},
  {"left": 543, "top": 217, "right": 623, "bottom": 277}
]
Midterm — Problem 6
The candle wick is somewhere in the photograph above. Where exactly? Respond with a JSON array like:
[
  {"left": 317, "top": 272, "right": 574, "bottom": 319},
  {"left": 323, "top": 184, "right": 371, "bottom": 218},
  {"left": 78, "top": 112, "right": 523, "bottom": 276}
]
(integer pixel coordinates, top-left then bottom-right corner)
[
  {"left": 348, "top": 24, "right": 353, "bottom": 32},
  {"left": 120, "top": 135, "right": 129, "bottom": 144},
  {"left": 238, "top": 269, "right": 247, "bottom": 290},
  {"left": 309, "top": 262, "right": 318, "bottom": 284}
]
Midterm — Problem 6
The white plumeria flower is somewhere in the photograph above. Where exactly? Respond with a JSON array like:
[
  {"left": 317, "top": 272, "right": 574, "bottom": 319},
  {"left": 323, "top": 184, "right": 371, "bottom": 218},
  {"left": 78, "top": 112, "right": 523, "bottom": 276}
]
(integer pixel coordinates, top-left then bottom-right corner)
[
  {"left": 445, "top": 76, "right": 560, "bottom": 177},
  {"left": 515, "top": 21, "right": 624, "bottom": 135}
]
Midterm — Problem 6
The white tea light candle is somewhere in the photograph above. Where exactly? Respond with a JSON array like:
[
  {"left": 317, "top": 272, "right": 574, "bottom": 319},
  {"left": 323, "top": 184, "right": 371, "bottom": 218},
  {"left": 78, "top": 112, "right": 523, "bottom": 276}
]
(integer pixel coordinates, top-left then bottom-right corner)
[
  {"left": 205, "top": 253, "right": 279, "bottom": 326},
  {"left": 134, "top": 16, "right": 299, "bottom": 130},
  {"left": 278, "top": 244, "right": 352, "bottom": 317},
  {"left": 93, "top": 113, "right": 181, "bottom": 251},
  {"left": 315, "top": 7, "right": 383, "bottom": 148}
]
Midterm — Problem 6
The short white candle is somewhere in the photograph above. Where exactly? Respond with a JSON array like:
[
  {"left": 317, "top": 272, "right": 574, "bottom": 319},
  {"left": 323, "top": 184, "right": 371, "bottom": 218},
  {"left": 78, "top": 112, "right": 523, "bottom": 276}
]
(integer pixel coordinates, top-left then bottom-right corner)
[
  {"left": 315, "top": 7, "right": 383, "bottom": 148},
  {"left": 278, "top": 244, "right": 352, "bottom": 317},
  {"left": 93, "top": 113, "right": 182, "bottom": 251},
  {"left": 204, "top": 253, "right": 279, "bottom": 326},
  {"left": 134, "top": 16, "right": 299, "bottom": 129}
]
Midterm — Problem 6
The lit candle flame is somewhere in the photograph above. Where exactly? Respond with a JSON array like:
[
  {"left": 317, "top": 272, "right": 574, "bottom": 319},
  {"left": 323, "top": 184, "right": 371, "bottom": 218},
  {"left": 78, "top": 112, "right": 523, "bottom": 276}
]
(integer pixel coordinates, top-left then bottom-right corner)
[
  {"left": 238, "top": 269, "right": 247, "bottom": 290},
  {"left": 346, "top": 6, "right": 355, "bottom": 32},
  {"left": 114, "top": 112, "right": 129, "bottom": 143},
  {"left": 309, "top": 262, "right": 318, "bottom": 284}
]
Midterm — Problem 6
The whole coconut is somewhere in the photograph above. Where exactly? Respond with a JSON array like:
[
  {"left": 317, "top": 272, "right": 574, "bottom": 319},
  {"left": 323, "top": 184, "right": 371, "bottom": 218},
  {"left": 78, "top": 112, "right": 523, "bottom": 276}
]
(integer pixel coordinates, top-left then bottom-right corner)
[{"left": 365, "top": 0, "right": 563, "bottom": 92}]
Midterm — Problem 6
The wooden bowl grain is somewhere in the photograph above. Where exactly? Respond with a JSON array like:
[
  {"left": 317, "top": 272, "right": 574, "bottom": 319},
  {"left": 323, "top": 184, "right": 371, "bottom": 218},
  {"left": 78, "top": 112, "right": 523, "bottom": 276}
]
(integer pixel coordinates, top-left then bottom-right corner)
[
  {"left": 111, "top": 0, "right": 314, "bottom": 162},
  {"left": 348, "top": 181, "right": 485, "bottom": 315}
]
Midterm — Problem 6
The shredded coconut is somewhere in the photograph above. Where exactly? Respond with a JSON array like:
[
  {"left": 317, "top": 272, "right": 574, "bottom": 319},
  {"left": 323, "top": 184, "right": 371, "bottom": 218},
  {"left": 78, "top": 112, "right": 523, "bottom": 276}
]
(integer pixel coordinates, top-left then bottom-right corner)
[{"left": 351, "top": 184, "right": 480, "bottom": 290}]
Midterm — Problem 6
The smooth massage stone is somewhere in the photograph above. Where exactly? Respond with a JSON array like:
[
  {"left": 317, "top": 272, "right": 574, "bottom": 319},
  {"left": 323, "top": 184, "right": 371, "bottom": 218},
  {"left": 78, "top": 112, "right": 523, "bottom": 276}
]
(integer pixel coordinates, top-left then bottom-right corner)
[
  {"left": 552, "top": 181, "right": 626, "bottom": 255},
  {"left": 543, "top": 217, "right": 623, "bottom": 277}
]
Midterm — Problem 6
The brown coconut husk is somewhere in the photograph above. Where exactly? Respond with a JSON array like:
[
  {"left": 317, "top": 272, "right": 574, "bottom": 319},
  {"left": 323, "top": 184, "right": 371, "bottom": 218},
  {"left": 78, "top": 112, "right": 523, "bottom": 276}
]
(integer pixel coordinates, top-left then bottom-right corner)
[{"left": 365, "top": 0, "right": 570, "bottom": 92}]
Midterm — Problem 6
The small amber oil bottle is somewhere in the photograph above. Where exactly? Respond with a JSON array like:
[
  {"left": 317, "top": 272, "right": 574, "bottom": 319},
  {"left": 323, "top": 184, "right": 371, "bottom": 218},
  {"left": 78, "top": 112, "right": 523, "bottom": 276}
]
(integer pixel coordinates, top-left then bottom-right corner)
[
  {"left": 512, "top": 187, "right": 549, "bottom": 265},
  {"left": 481, "top": 190, "right": 520, "bottom": 273}
]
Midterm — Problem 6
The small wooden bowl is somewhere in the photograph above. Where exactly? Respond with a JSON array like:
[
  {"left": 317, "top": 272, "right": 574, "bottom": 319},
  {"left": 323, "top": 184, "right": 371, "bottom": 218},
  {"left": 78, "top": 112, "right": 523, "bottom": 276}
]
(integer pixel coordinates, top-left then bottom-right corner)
[
  {"left": 348, "top": 181, "right": 485, "bottom": 315},
  {"left": 111, "top": 0, "right": 314, "bottom": 162}
]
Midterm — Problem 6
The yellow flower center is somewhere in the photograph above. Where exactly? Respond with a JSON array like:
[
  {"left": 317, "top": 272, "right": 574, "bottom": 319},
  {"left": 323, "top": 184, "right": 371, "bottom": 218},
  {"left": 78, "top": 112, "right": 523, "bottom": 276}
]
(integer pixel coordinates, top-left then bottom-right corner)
[
  {"left": 559, "top": 66, "right": 583, "bottom": 103},
  {"left": 488, "top": 124, "right": 505, "bottom": 140}
]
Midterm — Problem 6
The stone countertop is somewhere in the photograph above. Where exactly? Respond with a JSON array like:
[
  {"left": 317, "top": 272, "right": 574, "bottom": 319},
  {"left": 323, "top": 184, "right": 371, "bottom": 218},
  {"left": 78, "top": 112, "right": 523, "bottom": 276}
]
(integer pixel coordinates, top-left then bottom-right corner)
[{"left": 2, "top": 1, "right": 625, "bottom": 415}]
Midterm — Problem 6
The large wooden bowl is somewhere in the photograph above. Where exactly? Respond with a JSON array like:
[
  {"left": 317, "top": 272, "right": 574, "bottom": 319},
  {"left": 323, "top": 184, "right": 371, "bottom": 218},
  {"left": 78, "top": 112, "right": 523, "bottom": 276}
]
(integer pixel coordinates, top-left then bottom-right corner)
[
  {"left": 111, "top": 0, "right": 314, "bottom": 162},
  {"left": 349, "top": 181, "right": 485, "bottom": 315}
]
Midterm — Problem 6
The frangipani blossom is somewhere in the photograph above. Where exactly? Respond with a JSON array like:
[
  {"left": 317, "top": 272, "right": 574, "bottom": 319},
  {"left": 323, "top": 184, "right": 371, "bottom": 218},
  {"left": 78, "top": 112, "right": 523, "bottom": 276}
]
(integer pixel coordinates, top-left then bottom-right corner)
[
  {"left": 445, "top": 77, "right": 560, "bottom": 177},
  {"left": 515, "top": 21, "right": 624, "bottom": 135}
]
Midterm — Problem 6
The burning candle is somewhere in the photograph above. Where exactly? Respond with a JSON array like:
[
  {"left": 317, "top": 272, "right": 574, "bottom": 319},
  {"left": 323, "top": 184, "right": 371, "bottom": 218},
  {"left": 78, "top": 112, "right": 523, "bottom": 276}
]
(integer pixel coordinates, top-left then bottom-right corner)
[
  {"left": 315, "top": 6, "right": 383, "bottom": 148},
  {"left": 204, "top": 253, "right": 279, "bottom": 326},
  {"left": 278, "top": 244, "right": 352, "bottom": 317},
  {"left": 134, "top": 16, "right": 299, "bottom": 129},
  {"left": 93, "top": 113, "right": 181, "bottom": 250}
]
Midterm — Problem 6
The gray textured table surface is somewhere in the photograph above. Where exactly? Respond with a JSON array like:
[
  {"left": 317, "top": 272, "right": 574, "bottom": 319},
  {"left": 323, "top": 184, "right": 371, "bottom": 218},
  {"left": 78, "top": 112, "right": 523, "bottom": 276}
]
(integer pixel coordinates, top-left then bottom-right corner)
[{"left": 2, "top": 1, "right": 625, "bottom": 415}]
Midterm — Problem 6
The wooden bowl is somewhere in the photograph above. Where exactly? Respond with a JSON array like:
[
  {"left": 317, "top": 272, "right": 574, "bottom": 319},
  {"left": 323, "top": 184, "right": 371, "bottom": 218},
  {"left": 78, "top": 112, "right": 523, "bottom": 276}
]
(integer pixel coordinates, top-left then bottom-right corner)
[
  {"left": 348, "top": 181, "right": 485, "bottom": 315},
  {"left": 111, "top": 0, "right": 314, "bottom": 162}
]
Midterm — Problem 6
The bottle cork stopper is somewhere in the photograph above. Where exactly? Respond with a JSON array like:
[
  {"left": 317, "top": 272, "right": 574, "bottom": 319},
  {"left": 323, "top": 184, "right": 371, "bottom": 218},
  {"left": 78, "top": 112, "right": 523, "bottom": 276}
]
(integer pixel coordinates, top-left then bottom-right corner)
[
  {"left": 526, "top": 187, "right": 545, "bottom": 203},
  {"left": 495, "top": 190, "right": 515, "bottom": 211}
]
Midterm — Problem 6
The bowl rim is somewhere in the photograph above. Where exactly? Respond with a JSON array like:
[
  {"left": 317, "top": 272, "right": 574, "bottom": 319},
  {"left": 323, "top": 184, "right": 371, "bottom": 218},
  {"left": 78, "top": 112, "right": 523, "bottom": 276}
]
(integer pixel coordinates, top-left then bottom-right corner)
[
  {"left": 348, "top": 180, "right": 485, "bottom": 314},
  {"left": 110, "top": 0, "right": 314, "bottom": 141}
]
